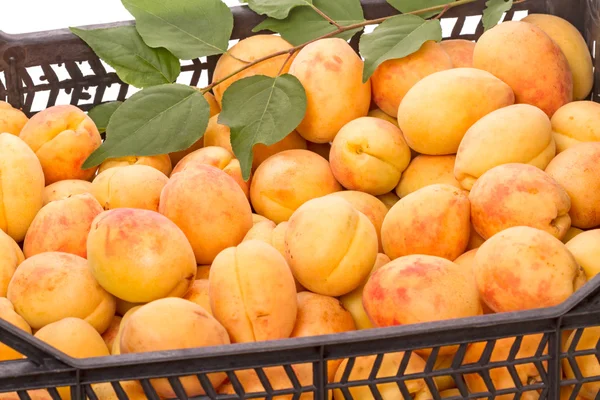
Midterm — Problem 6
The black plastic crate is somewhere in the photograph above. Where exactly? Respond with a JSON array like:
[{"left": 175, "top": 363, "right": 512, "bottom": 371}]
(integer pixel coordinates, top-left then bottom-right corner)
[{"left": 0, "top": 0, "right": 599, "bottom": 399}]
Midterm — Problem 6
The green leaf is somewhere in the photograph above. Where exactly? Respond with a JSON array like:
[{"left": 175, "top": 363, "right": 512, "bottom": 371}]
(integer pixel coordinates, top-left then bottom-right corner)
[
  {"left": 70, "top": 26, "right": 180, "bottom": 88},
  {"left": 360, "top": 14, "right": 442, "bottom": 82},
  {"left": 83, "top": 84, "right": 209, "bottom": 168},
  {"left": 121, "top": 0, "right": 233, "bottom": 59},
  {"left": 253, "top": 0, "right": 365, "bottom": 46},
  {"left": 88, "top": 101, "right": 123, "bottom": 133},
  {"left": 482, "top": 0, "right": 513, "bottom": 31},
  {"left": 247, "top": 0, "right": 312, "bottom": 19},
  {"left": 219, "top": 75, "right": 307, "bottom": 180},
  {"left": 386, "top": 0, "right": 456, "bottom": 19}
]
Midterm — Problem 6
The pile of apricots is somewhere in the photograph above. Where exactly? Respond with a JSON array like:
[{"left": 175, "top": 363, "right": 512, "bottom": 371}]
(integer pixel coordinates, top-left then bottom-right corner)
[{"left": 0, "top": 13, "right": 598, "bottom": 400}]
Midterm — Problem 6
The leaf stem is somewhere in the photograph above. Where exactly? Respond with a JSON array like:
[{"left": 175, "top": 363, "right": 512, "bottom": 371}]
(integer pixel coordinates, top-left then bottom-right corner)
[
  {"left": 201, "top": 0, "right": 478, "bottom": 94},
  {"left": 310, "top": 4, "right": 342, "bottom": 29},
  {"left": 435, "top": 4, "right": 452, "bottom": 20},
  {"left": 277, "top": 51, "right": 296, "bottom": 76},
  {"left": 226, "top": 51, "right": 250, "bottom": 64}
]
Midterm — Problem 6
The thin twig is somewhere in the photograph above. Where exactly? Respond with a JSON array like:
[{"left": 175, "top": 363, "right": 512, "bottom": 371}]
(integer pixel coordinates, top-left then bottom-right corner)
[
  {"left": 435, "top": 4, "right": 452, "bottom": 20},
  {"left": 310, "top": 4, "right": 342, "bottom": 29},
  {"left": 226, "top": 51, "right": 251, "bottom": 64},
  {"left": 277, "top": 51, "right": 296, "bottom": 76},
  {"left": 201, "top": 0, "right": 478, "bottom": 94}
]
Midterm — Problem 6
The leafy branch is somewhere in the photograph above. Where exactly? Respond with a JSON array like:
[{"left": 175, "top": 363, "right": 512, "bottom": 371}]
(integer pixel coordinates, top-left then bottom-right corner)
[
  {"left": 310, "top": 4, "right": 342, "bottom": 28},
  {"left": 79, "top": 0, "right": 518, "bottom": 179},
  {"left": 203, "top": 0, "right": 477, "bottom": 94}
]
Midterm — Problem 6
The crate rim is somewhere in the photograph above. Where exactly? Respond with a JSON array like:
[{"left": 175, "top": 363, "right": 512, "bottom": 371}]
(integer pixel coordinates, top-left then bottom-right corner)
[
  {"left": 2, "top": 272, "right": 596, "bottom": 373},
  {"left": 0, "top": 1, "right": 598, "bottom": 395}
]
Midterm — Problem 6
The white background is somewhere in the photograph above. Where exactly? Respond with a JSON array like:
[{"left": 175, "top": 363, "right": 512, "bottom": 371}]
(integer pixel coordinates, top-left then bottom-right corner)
[
  {"left": 1, "top": 0, "right": 242, "bottom": 34},
  {"left": 0, "top": 0, "right": 517, "bottom": 34}
]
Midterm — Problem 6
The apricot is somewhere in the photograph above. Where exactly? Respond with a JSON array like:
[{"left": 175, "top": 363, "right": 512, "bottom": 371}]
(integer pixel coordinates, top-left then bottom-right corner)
[
  {"left": 333, "top": 352, "right": 431, "bottom": 400},
  {"left": 291, "top": 292, "right": 356, "bottom": 338},
  {"left": 474, "top": 226, "right": 585, "bottom": 313},
  {"left": 243, "top": 220, "right": 276, "bottom": 243},
  {"left": 87, "top": 208, "right": 197, "bottom": 303},
  {"left": 291, "top": 291, "right": 355, "bottom": 381},
  {"left": 454, "top": 248, "right": 478, "bottom": 268},
  {"left": 363, "top": 255, "right": 481, "bottom": 343},
  {"left": 440, "top": 39, "right": 476, "bottom": 67},
  {"left": 523, "top": 14, "right": 593, "bottom": 101},
  {"left": 250, "top": 150, "right": 341, "bottom": 223},
  {"left": 562, "top": 327, "right": 600, "bottom": 400},
  {"left": 42, "top": 179, "right": 93, "bottom": 205},
  {"left": 0, "top": 392, "right": 52, "bottom": 400},
  {"left": 469, "top": 163, "right": 571, "bottom": 240},
  {"left": 34, "top": 318, "right": 110, "bottom": 357},
  {"left": 563, "top": 227, "right": 584, "bottom": 244},
  {"left": 0, "top": 298, "right": 32, "bottom": 361},
  {"left": 455, "top": 104, "right": 556, "bottom": 190},
  {"left": 381, "top": 184, "right": 470, "bottom": 261},
  {"left": 473, "top": 21, "right": 572, "bottom": 117},
  {"left": 218, "top": 365, "right": 315, "bottom": 400},
  {"left": 23, "top": 193, "right": 103, "bottom": 258},
  {"left": 201, "top": 90, "right": 222, "bottom": 116},
  {"left": 168, "top": 92, "right": 220, "bottom": 165},
  {"left": 252, "top": 131, "right": 307, "bottom": 171},
  {"left": 372, "top": 40, "right": 452, "bottom": 117},
  {"left": 430, "top": 355, "right": 457, "bottom": 393},
  {"left": 271, "top": 221, "right": 288, "bottom": 258},
  {"left": 463, "top": 334, "right": 547, "bottom": 400},
  {"left": 7, "top": 252, "right": 116, "bottom": 333},
  {"left": 551, "top": 101, "right": 600, "bottom": 153},
  {"left": 115, "top": 299, "right": 142, "bottom": 317},
  {"left": 0, "top": 101, "right": 28, "bottom": 136},
  {"left": 0, "top": 133, "right": 45, "bottom": 242},
  {"left": 396, "top": 155, "right": 461, "bottom": 198},
  {"left": 306, "top": 141, "right": 331, "bottom": 161},
  {"left": 35, "top": 318, "right": 110, "bottom": 400},
  {"left": 97, "top": 154, "right": 172, "bottom": 176},
  {"left": 89, "top": 381, "right": 148, "bottom": 400},
  {"left": 160, "top": 164, "right": 253, "bottom": 264},
  {"left": 367, "top": 108, "right": 399, "bottom": 127},
  {"left": 566, "top": 229, "right": 600, "bottom": 279},
  {"left": 101, "top": 315, "right": 122, "bottom": 352},
  {"left": 252, "top": 213, "right": 271, "bottom": 225},
  {"left": 111, "top": 305, "right": 142, "bottom": 355},
  {"left": 328, "top": 191, "right": 388, "bottom": 252},
  {"left": 196, "top": 265, "right": 211, "bottom": 280},
  {"left": 289, "top": 38, "right": 371, "bottom": 143},
  {"left": 453, "top": 249, "right": 494, "bottom": 315},
  {"left": 467, "top": 224, "right": 486, "bottom": 250},
  {"left": 377, "top": 192, "right": 400, "bottom": 210},
  {"left": 330, "top": 117, "right": 411, "bottom": 195},
  {"left": 270, "top": 221, "right": 304, "bottom": 292},
  {"left": 120, "top": 298, "right": 230, "bottom": 398},
  {"left": 339, "top": 253, "right": 391, "bottom": 330},
  {"left": 545, "top": 142, "right": 600, "bottom": 229},
  {"left": 209, "top": 240, "right": 297, "bottom": 343},
  {"left": 0, "top": 230, "right": 23, "bottom": 297},
  {"left": 285, "top": 196, "right": 378, "bottom": 296},
  {"left": 19, "top": 105, "right": 101, "bottom": 184},
  {"left": 182, "top": 279, "right": 212, "bottom": 316},
  {"left": 199, "top": 114, "right": 232, "bottom": 153},
  {"left": 212, "top": 35, "right": 295, "bottom": 106},
  {"left": 398, "top": 68, "right": 515, "bottom": 155},
  {"left": 91, "top": 165, "right": 169, "bottom": 212},
  {"left": 170, "top": 146, "right": 249, "bottom": 198}
]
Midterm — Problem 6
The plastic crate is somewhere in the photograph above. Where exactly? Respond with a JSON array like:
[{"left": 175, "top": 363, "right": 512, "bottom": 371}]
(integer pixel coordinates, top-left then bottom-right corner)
[{"left": 0, "top": 0, "right": 599, "bottom": 399}]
